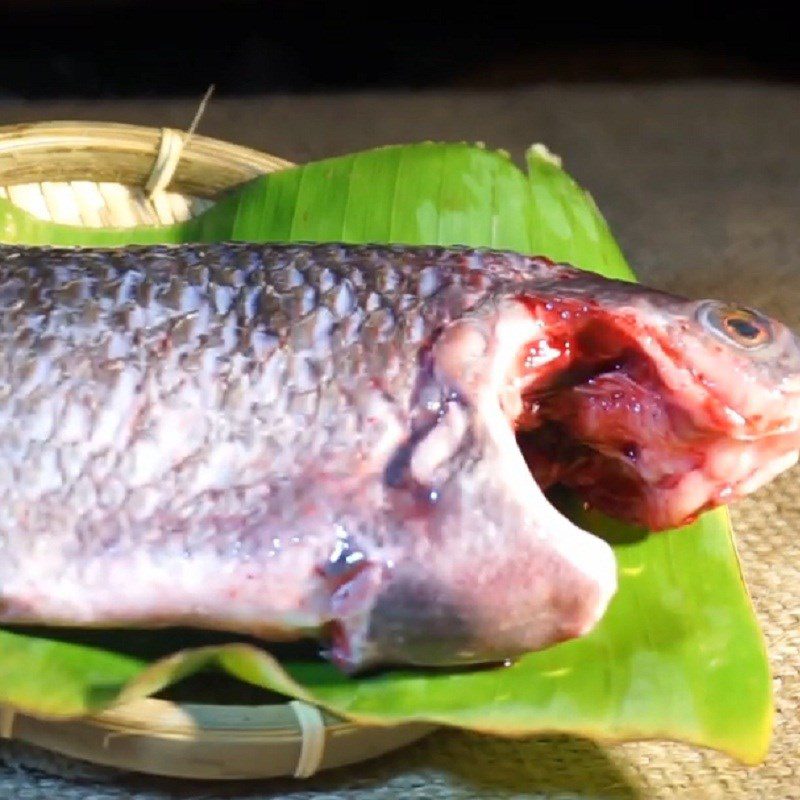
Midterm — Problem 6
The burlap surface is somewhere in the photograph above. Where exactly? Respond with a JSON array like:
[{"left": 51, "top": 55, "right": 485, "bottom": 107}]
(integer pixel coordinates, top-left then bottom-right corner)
[{"left": 0, "top": 83, "right": 798, "bottom": 798}]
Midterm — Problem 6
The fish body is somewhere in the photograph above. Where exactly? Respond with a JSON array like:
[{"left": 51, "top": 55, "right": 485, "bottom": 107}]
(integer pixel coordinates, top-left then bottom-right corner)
[{"left": 0, "top": 242, "right": 797, "bottom": 671}]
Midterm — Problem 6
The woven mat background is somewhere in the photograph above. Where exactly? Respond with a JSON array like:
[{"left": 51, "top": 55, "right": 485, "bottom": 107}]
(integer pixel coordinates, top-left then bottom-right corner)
[{"left": 0, "top": 83, "right": 798, "bottom": 799}]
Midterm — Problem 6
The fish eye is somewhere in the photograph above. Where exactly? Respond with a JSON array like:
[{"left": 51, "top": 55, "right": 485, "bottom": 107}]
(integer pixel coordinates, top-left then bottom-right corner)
[{"left": 698, "top": 302, "right": 773, "bottom": 350}]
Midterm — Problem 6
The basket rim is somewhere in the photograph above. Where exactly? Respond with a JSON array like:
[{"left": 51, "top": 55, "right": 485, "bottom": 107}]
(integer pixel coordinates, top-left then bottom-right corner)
[{"left": 0, "top": 119, "right": 294, "bottom": 198}]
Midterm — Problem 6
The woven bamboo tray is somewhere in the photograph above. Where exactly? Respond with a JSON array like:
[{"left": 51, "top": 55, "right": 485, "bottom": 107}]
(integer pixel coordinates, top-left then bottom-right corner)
[{"left": 0, "top": 120, "right": 435, "bottom": 781}]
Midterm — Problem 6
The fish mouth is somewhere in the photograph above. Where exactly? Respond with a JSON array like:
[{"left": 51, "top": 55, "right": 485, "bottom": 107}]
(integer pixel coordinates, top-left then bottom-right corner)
[{"left": 507, "top": 298, "right": 800, "bottom": 529}]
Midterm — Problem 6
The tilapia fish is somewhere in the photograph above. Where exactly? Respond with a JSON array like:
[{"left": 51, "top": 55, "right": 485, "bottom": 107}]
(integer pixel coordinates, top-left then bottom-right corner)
[{"left": 0, "top": 243, "right": 798, "bottom": 672}]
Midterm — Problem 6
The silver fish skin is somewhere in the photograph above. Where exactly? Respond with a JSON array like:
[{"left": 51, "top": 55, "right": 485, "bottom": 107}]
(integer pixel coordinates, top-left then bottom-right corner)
[{"left": 0, "top": 242, "right": 797, "bottom": 672}]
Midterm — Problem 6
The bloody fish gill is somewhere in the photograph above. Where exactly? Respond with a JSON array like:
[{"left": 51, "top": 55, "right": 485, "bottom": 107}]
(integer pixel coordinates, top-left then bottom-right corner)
[{"left": 0, "top": 243, "right": 797, "bottom": 671}]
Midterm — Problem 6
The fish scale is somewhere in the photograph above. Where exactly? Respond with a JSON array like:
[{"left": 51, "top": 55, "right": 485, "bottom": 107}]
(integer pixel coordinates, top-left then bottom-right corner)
[{"left": 0, "top": 241, "right": 797, "bottom": 672}]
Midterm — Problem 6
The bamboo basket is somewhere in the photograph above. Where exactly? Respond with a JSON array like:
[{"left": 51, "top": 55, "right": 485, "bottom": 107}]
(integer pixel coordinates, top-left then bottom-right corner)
[{"left": 0, "top": 120, "right": 435, "bottom": 780}]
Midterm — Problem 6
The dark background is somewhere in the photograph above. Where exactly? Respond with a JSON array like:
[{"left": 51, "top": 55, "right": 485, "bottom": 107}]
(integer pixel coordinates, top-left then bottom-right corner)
[{"left": 0, "top": 1, "right": 797, "bottom": 98}]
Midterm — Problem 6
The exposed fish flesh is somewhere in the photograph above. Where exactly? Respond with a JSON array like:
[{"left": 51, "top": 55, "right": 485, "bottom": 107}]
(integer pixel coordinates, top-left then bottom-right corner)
[{"left": 0, "top": 243, "right": 797, "bottom": 671}]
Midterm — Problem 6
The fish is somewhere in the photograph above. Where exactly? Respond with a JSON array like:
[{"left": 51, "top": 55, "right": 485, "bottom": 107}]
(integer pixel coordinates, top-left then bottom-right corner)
[{"left": 0, "top": 242, "right": 797, "bottom": 672}]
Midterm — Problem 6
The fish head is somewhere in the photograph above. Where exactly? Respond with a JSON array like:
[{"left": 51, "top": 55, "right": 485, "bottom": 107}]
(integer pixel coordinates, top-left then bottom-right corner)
[{"left": 323, "top": 273, "right": 800, "bottom": 670}]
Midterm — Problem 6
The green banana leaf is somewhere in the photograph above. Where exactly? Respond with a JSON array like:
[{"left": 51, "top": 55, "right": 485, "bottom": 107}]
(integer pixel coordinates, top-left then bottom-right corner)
[{"left": 0, "top": 142, "right": 771, "bottom": 763}]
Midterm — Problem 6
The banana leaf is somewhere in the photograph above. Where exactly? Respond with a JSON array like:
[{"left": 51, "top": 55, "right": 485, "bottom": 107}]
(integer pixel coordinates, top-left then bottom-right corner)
[{"left": 0, "top": 143, "right": 771, "bottom": 763}]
